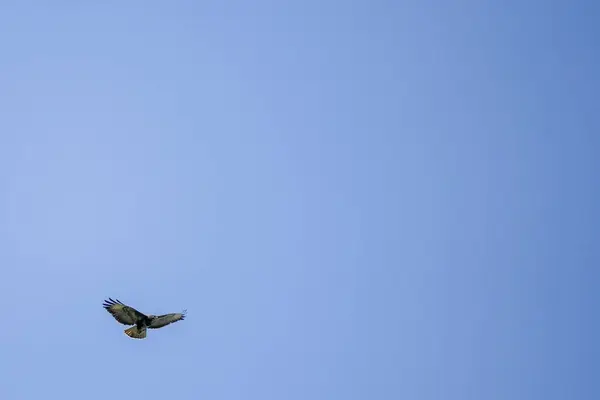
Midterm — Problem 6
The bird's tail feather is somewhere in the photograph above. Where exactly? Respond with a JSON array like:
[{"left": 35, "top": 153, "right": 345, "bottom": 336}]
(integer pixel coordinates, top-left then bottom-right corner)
[{"left": 124, "top": 326, "right": 147, "bottom": 339}]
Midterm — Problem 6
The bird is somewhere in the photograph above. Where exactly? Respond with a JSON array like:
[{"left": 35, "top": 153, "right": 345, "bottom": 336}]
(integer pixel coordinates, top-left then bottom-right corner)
[{"left": 103, "top": 298, "right": 186, "bottom": 339}]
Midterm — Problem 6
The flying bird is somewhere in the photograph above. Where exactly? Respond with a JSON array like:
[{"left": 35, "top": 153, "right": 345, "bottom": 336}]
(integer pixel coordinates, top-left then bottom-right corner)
[{"left": 103, "top": 298, "right": 186, "bottom": 339}]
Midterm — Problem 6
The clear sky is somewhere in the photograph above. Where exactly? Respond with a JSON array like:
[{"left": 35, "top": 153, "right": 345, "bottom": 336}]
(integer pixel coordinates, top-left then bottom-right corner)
[{"left": 0, "top": 1, "right": 598, "bottom": 399}]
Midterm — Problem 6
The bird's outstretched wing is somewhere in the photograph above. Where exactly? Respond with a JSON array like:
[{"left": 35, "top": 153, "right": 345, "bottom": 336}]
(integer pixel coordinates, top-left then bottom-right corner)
[
  {"left": 148, "top": 310, "right": 187, "bottom": 329},
  {"left": 103, "top": 298, "right": 147, "bottom": 325}
]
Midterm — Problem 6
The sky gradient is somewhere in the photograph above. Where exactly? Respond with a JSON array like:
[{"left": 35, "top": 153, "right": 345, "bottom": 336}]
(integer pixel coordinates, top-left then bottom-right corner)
[{"left": 0, "top": 1, "right": 599, "bottom": 399}]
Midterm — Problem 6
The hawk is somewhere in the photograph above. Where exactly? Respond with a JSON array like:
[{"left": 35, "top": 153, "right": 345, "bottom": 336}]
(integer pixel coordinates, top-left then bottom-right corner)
[{"left": 103, "top": 298, "right": 186, "bottom": 339}]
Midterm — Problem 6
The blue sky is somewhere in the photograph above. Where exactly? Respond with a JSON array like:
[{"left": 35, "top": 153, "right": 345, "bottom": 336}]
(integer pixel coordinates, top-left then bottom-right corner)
[{"left": 0, "top": 1, "right": 598, "bottom": 399}]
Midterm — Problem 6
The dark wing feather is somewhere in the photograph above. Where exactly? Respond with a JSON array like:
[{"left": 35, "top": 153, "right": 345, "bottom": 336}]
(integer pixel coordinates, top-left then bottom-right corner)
[
  {"left": 103, "top": 298, "right": 147, "bottom": 325},
  {"left": 148, "top": 310, "right": 187, "bottom": 329}
]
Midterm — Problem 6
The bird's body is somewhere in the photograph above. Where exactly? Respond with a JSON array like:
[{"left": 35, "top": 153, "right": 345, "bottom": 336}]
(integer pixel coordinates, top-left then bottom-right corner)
[{"left": 103, "top": 298, "right": 186, "bottom": 339}]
